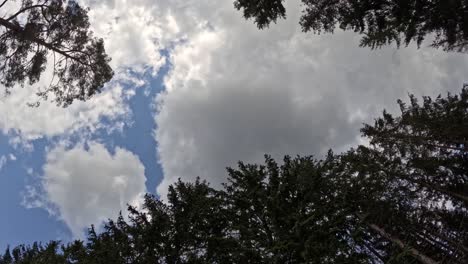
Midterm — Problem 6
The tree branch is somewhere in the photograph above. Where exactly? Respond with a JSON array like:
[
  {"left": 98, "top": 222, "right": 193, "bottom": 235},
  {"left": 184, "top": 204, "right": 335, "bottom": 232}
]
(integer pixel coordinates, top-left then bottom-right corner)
[
  {"left": 367, "top": 222, "right": 439, "bottom": 264},
  {"left": 379, "top": 167, "right": 468, "bottom": 204},
  {"left": 0, "top": 16, "right": 90, "bottom": 66},
  {"left": 0, "top": 0, "right": 8, "bottom": 9},
  {"left": 357, "top": 213, "right": 440, "bottom": 264},
  {"left": 7, "top": 2, "right": 49, "bottom": 21}
]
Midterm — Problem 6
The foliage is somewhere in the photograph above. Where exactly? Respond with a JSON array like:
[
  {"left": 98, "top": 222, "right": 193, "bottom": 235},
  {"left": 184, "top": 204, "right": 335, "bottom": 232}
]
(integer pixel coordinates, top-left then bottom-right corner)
[
  {"left": 1, "top": 88, "right": 467, "bottom": 263},
  {"left": 234, "top": 0, "right": 468, "bottom": 52},
  {"left": 0, "top": 0, "right": 113, "bottom": 106}
]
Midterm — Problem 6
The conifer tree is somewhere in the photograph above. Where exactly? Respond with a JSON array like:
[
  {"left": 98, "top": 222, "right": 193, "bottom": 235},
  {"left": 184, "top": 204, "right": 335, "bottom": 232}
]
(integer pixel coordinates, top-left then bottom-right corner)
[
  {"left": 77, "top": 179, "right": 237, "bottom": 263},
  {"left": 334, "top": 146, "right": 466, "bottom": 264},
  {"left": 1, "top": 87, "right": 467, "bottom": 264},
  {"left": 362, "top": 85, "right": 468, "bottom": 205},
  {"left": 344, "top": 86, "right": 468, "bottom": 263},
  {"left": 224, "top": 154, "right": 368, "bottom": 263}
]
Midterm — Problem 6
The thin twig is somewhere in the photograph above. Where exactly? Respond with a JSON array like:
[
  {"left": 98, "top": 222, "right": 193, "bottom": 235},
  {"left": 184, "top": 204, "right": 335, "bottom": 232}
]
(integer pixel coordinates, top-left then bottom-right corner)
[{"left": 7, "top": 3, "right": 49, "bottom": 21}]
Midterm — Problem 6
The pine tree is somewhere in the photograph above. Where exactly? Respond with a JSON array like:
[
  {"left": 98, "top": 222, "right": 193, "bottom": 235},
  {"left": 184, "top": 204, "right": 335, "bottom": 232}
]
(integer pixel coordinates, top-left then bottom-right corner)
[{"left": 0, "top": 0, "right": 113, "bottom": 106}]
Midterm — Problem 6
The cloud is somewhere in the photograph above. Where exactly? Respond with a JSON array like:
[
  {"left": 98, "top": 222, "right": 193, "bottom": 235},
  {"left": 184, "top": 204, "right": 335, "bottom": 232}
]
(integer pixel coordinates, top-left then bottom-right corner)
[
  {"left": 0, "top": 155, "right": 6, "bottom": 171},
  {"left": 153, "top": 1, "right": 468, "bottom": 198},
  {"left": 24, "top": 142, "right": 146, "bottom": 237},
  {"left": 0, "top": 0, "right": 169, "bottom": 142},
  {"left": 0, "top": 79, "right": 134, "bottom": 141},
  {"left": 0, "top": 0, "right": 191, "bottom": 142},
  {"left": 3, "top": 0, "right": 466, "bottom": 204},
  {"left": 83, "top": 0, "right": 185, "bottom": 73}
]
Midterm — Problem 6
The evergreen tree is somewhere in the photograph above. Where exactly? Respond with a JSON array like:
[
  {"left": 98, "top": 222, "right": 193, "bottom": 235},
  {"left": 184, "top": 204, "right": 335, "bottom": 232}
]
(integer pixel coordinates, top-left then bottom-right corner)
[
  {"left": 224, "top": 154, "right": 368, "bottom": 263},
  {"left": 0, "top": 0, "right": 113, "bottom": 106},
  {"left": 334, "top": 146, "right": 465, "bottom": 264},
  {"left": 1, "top": 87, "right": 467, "bottom": 263},
  {"left": 361, "top": 85, "right": 468, "bottom": 205},
  {"left": 79, "top": 178, "right": 237, "bottom": 264},
  {"left": 335, "top": 86, "right": 468, "bottom": 263},
  {"left": 0, "top": 242, "right": 67, "bottom": 264},
  {"left": 234, "top": 0, "right": 468, "bottom": 52}
]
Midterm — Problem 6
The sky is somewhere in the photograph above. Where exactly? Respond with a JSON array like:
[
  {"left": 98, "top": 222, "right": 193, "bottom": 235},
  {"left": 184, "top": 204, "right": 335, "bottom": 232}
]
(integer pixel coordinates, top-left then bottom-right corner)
[{"left": 1, "top": 0, "right": 468, "bottom": 250}]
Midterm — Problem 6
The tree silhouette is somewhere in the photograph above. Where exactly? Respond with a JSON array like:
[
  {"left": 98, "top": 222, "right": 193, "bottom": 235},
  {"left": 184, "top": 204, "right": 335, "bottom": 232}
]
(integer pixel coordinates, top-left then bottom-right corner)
[
  {"left": 1, "top": 87, "right": 467, "bottom": 263},
  {"left": 0, "top": 0, "right": 113, "bottom": 106},
  {"left": 234, "top": 0, "right": 468, "bottom": 52}
]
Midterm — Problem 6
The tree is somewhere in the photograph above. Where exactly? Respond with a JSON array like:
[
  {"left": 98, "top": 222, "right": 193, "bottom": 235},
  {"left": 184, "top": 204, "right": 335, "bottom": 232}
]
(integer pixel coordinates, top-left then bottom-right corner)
[
  {"left": 234, "top": 0, "right": 468, "bottom": 52},
  {"left": 1, "top": 87, "right": 467, "bottom": 263},
  {"left": 334, "top": 146, "right": 467, "bottom": 264},
  {"left": 0, "top": 242, "right": 67, "bottom": 264},
  {"left": 327, "top": 86, "right": 468, "bottom": 264},
  {"left": 224, "top": 154, "right": 369, "bottom": 263},
  {"left": 0, "top": 0, "right": 113, "bottom": 106},
  {"left": 361, "top": 85, "right": 468, "bottom": 205},
  {"left": 77, "top": 179, "right": 238, "bottom": 264},
  {"left": 352, "top": 86, "right": 468, "bottom": 263}
]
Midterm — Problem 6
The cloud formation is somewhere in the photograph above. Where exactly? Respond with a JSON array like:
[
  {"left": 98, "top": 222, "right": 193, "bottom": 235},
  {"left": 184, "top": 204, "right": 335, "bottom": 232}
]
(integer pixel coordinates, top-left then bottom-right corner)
[
  {"left": 4, "top": 0, "right": 467, "bottom": 217},
  {"left": 26, "top": 142, "right": 146, "bottom": 237},
  {"left": 153, "top": 1, "right": 468, "bottom": 198},
  {"left": 0, "top": 80, "right": 133, "bottom": 141},
  {"left": 0, "top": 0, "right": 169, "bottom": 142}
]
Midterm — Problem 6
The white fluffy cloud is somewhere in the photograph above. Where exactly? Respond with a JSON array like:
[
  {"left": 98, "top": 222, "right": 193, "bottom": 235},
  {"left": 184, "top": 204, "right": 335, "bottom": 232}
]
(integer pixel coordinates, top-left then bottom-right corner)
[
  {"left": 3, "top": 0, "right": 467, "bottom": 204},
  {"left": 0, "top": 80, "right": 132, "bottom": 141},
  {"left": 26, "top": 142, "right": 146, "bottom": 237},
  {"left": 0, "top": 0, "right": 168, "bottom": 141},
  {"left": 0, "top": 0, "right": 197, "bottom": 142},
  {"left": 153, "top": 1, "right": 468, "bottom": 198},
  {"left": 84, "top": 0, "right": 174, "bottom": 72}
]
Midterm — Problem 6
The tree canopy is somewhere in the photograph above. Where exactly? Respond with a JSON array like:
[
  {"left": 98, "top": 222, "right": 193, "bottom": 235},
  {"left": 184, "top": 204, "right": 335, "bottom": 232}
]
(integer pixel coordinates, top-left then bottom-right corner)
[
  {"left": 0, "top": 0, "right": 113, "bottom": 106},
  {"left": 1, "top": 87, "right": 467, "bottom": 263},
  {"left": 234, "top": 0, "right": 468, "bottom": 52}
]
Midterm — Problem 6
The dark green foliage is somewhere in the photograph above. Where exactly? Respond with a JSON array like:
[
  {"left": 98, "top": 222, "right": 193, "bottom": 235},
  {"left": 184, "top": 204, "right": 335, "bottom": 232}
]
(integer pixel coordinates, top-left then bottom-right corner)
[
  {"left": 0, "top": 0, "right": 113, "bottom": 106},
  {"left": 1, "top": 88, "right": 467, "bottom": 263},
  {"left": 72, "top": 179, "right": 238, "bottom": 264},
  {"left": 224, "top": 155, "right": 368, "bottom": 263},
  {"left": 335, "top": 145, "right": 467, "bottom": 264},
  {"left": 0, "top": 242, "right": 67, "bottom": 264},
  {"left": 234, "top": 0, "right": 468, "bottom": 52},
  {"left": 233, "top": 0, "right": 286, "bottom": 29},
  {"left": 362, "top": 85, "right": 468, "bottom": 207},
  {"left": 354, "top": 87, "right": 468, "bottom": 263}
]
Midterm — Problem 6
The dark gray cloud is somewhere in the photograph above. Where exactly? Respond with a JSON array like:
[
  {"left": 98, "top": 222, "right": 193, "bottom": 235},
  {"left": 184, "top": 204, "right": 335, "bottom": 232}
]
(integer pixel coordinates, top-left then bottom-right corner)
[{"left": 154, "top": 1, "right": 468, "bottom": 198}]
